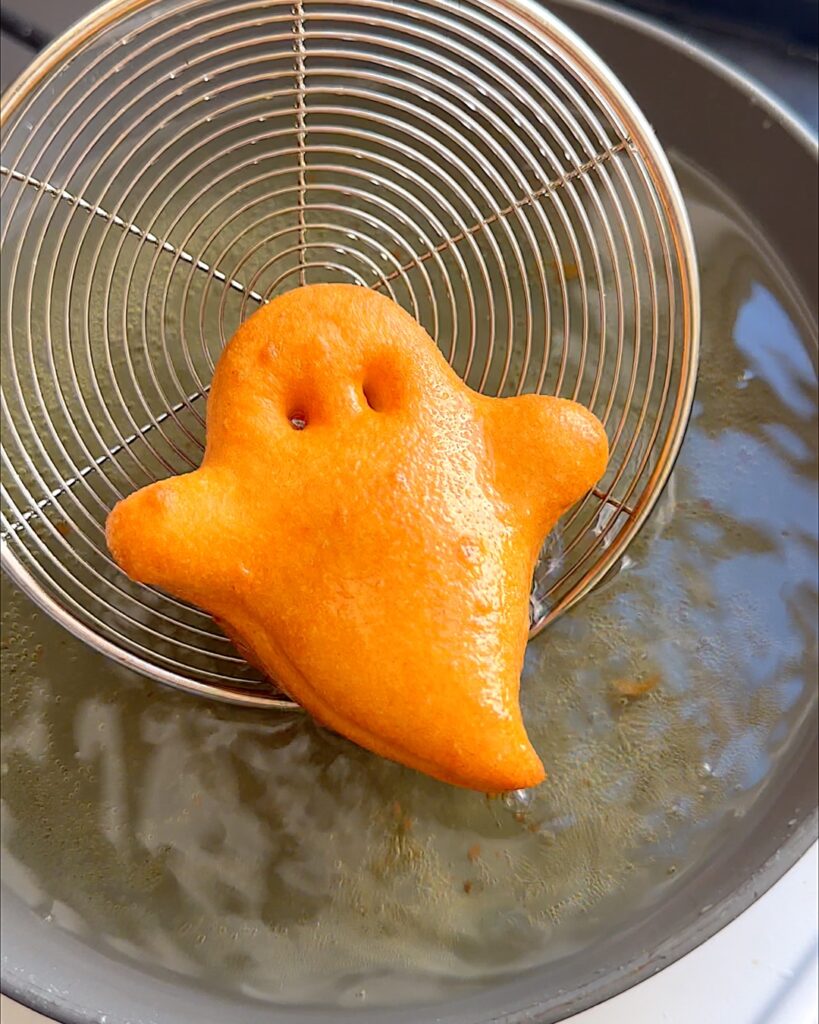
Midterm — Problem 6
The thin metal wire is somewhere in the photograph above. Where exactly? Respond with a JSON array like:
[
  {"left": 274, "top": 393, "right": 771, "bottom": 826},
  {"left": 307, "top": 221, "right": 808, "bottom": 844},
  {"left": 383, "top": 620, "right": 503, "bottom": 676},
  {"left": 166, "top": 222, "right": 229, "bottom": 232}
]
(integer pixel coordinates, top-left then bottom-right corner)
[
  {"left": 0, "top": 0, "right": 699, "bottom": 707},
  {"left": 293, "top": 1, "right": 308, "bottom": 285},
  {"left": 0, "top": 167, "right": 266, "bottom": 305}
]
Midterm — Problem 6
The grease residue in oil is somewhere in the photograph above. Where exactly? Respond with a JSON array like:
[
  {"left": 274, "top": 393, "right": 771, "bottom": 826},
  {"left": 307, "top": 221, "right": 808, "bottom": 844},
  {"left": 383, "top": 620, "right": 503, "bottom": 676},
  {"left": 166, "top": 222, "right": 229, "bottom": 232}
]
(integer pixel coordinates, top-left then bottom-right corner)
[{"left": 1, "top": 160, "right": 817, "bottom": 1008}]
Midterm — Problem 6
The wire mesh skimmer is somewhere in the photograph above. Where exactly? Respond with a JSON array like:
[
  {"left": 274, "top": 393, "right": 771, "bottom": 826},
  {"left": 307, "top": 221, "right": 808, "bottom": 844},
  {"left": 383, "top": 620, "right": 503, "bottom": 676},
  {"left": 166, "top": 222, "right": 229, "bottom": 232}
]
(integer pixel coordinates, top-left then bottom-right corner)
[{"left": 0, "top": 0, "right": 699, "bottom": 707}]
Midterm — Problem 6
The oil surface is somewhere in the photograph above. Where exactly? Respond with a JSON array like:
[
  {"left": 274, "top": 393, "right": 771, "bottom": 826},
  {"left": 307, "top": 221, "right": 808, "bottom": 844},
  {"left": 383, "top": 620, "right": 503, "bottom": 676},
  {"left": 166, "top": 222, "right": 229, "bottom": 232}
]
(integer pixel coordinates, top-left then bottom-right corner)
[{"left": 1, "top": 159, "right": 817, "bottom": 1008}]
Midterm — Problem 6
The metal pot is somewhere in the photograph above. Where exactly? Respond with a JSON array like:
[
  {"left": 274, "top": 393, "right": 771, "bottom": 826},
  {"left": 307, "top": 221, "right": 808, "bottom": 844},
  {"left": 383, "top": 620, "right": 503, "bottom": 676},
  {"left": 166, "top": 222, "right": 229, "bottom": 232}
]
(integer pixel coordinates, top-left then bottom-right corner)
[{"left": 1, "top": 2, "right": 816, "bottom": 1022}]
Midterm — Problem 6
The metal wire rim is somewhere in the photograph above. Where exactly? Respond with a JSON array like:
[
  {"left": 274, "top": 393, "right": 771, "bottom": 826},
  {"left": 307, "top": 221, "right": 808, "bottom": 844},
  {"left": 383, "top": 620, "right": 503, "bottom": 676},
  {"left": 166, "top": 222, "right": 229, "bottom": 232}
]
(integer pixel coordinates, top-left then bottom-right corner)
[{"left": 0, "top": 0, "right": 700, "bottom": 708}]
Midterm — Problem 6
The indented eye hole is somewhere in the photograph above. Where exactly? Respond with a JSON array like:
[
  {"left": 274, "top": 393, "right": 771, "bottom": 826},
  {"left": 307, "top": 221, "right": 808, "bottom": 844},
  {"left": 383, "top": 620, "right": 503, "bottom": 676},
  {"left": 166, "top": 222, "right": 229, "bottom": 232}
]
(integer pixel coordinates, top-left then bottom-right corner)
[
  {"left": 362, "top": 362, "right": 401, "bottom": 413},
  {"left": 362, "top": 382, "right": 384, "bottom": 412},
  {"left": 288, "top": 410, "right": 308, "bottom": 430}
]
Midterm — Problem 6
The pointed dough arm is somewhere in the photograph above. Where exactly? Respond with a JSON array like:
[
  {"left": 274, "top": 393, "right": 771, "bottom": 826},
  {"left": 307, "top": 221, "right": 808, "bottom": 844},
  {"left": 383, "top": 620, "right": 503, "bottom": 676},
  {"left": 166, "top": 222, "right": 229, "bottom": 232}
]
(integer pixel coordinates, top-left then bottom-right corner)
[
  {"left": 486, "top": 394, "right": 609, "bottom": 533},
  {"left": 106, "top": 468, "right": 239, "bottom": 607}
]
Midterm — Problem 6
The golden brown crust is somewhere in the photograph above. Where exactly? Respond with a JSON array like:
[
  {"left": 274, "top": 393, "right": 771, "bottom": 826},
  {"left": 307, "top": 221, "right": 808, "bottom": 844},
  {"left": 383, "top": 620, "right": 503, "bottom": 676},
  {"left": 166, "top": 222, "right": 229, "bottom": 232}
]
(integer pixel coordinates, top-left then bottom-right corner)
[{"left": 106, "top": 284, "right": 608, "bottom": 792}]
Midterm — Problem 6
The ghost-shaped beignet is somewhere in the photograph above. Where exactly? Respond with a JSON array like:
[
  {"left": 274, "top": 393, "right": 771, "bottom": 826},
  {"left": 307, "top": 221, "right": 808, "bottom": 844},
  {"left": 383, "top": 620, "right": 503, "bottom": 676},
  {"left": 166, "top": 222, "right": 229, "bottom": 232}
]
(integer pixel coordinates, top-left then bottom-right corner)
[{"left": 107, "top": 284, "right": 608, "bottom": 792}]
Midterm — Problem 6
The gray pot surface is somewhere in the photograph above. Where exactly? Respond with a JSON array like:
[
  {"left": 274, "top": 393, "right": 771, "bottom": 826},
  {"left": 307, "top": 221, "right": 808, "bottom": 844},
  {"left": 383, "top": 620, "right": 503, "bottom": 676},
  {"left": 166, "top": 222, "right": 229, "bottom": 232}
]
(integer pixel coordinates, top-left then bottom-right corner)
[{"left": 1, "top": 2, "right": 816, "bottom": 1022}]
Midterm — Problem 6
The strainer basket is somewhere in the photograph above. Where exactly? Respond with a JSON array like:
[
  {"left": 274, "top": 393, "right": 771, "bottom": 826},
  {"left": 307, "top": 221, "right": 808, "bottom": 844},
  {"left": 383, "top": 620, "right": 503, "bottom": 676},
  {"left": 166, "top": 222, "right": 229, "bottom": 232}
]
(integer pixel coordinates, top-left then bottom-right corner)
[{"left": 0, "top": 0, "right": 699, "bottom": 706}]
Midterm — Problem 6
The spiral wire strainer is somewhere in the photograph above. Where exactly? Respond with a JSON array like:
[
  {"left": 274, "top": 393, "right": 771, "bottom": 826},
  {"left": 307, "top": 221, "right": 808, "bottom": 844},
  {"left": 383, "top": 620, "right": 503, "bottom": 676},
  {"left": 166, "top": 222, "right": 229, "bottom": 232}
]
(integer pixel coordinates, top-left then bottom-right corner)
[{"left": 0, "top": 0, "right": 699, "bottom": 707}]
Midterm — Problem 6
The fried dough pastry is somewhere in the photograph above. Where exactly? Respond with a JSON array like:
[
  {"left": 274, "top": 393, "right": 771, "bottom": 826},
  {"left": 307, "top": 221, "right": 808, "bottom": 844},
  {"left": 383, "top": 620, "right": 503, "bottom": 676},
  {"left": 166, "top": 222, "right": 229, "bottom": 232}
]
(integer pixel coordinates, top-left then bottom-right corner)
[{"left": 107, "top": 284, "right": 608, "bottom": 792}]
